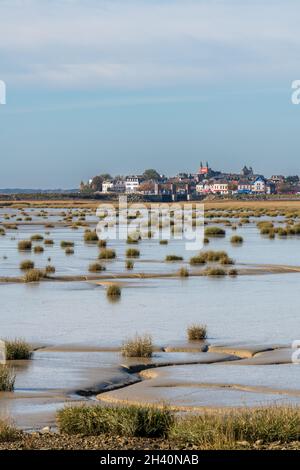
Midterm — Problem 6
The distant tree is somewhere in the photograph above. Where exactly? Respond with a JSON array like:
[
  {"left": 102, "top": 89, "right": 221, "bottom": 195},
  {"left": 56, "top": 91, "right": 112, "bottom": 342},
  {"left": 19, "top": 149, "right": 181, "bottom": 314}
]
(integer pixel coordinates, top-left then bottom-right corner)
[
  {"left": 143, "top": 169, "right": 161, "bottom": 181},
  {"left": 100, "top": 173, "right": 112, "bottom": 181},
  {"left": 277, "top": 183, "right": 294, "bottom": 194},
  {"left": 286, "top": 175, "right": 299, "bottom": 184},
  {"left": 90, "top": 176, "right": 103, "bottom": 191}
]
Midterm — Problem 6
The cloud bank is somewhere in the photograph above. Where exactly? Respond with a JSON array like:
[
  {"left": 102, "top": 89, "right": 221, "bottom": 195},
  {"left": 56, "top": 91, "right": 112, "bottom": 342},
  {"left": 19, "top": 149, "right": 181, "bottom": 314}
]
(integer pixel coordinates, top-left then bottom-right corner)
[{"left": 0, "top": 0, "right": 299, "bottom": 89}]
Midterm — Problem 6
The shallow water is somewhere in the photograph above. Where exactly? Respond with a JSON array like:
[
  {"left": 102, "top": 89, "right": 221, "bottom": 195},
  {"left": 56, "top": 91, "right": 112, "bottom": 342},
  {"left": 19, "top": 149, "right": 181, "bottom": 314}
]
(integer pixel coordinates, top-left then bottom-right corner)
[
  {"left": 1, "top": 209, "right": 300, "bottom": 427},
  {"left": 0, "top": 274, "right": 299, "bottom": 346}
]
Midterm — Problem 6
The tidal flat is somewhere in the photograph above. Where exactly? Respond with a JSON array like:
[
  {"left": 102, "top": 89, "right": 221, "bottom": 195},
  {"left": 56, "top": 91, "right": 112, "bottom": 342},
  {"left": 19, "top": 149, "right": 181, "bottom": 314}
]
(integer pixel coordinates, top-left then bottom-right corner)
[{"left": 1, "top": 202, "right": 300, "bottom": 437}]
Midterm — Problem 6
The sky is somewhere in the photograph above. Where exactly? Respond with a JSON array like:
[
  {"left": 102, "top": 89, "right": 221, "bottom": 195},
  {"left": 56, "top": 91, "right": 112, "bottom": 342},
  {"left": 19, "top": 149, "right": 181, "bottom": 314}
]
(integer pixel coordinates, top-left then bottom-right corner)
[{"left": 0, "top": 0, "right": 300, "bottom": 188}]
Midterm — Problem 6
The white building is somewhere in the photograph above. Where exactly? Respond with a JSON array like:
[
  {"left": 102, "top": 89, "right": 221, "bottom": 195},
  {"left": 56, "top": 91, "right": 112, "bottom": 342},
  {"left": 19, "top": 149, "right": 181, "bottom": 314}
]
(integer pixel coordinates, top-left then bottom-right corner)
[
  {"left": 102, "top": 181, "right": 114, "bottom": 193},
  {"left": 211, "top": 182, "right": 229, "bottom": 195},
  {"left": 196, "top": 182, "right": 210, "bottom": 194},
  {"left": 252, "top": 176, "right": 266, "bottom": 193},
  {"left": 125, "top": 176, "right": 143, "bottom": 193}
]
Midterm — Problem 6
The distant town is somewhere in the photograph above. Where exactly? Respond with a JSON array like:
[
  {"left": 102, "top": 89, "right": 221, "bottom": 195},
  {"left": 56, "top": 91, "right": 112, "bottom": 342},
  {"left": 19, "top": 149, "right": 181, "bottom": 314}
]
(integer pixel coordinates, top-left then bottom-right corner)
[{"left": 79, "top": 163, "right": 300, "bottom": 201}]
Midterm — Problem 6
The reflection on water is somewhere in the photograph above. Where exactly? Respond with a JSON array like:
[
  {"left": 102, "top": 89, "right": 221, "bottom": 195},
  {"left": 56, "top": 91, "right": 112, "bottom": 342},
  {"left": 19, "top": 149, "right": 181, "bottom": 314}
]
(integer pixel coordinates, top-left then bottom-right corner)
[{"left": 0, "top": 274, "right": 299, "bottom": 346}]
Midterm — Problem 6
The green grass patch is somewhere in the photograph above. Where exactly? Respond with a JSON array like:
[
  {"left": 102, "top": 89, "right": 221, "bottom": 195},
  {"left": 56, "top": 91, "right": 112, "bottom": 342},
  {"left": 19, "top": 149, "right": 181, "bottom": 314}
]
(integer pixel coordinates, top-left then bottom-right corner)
[
  {"left": 165, "top": 255, "right": 183, "bottom": 262},
  {"left": 57, "top": 404, "right": 173, "bottom": 438},
  {"left": 0, "top": 365, "right": 15, "bottom": 391},
  {"left": 5, "top": 339, "right": 32, "bottom": 360},
  {"left": 187, "top": 324, "right": 207, "bottom": 340},
  {"left": 204, "top": 227, "right": 226, "bottom": 237},
  {"left": 122, "top": 334, "right": 153, "bottom": 358}
]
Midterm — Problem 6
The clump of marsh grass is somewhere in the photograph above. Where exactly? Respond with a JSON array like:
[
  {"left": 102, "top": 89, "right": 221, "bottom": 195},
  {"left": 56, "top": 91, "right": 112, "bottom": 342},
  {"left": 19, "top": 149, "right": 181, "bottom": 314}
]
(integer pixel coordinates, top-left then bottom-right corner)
[
  {"left": 165, "top": 255, "right": 183, "bottom": 262},
  {"left": 187, "top": 324, "right": 207, "bottom": 341},
  {"left": 65, "top": 247, "right": 74, "bottom": 255},
  {"left": 18, "top": 240, "right": 32, "bottom": 251},
  {"left": 190, "top": 250, "right": 233, "bottom": 266},
  {"left": 0, "top": 365, "right": 15, "bottom": 391},
  {"left": 126, "top": 248, "right": 140, "bottom": 258},
  {"left": 122, "top": 334, "right": 153, "bottom": 358},
  {"left": 19, "top": 260, "right": 34, "bottom": 271},
  {"left": 60, "top": 241, "right": 74, "bottom": 248},
  {"left": 178, "top": 267, "right": 189, "bottom": 277},
  {"left": 159, "top": 239, "right": 168, "bottom": 245},
  {"left": 5, "top": 339, "right": 32, "bottom": 360},
  {"left": 228, "top": 268, "right": 238, "bottom": 277},
  {"left": 204, "top": 267, "right": 227, "bottom": 277},
  {"left": 106, "top": 284, "right": 121, "bottom": 298},
  {"left": 230, "top": 235, "right": 243, "bottom": 244},
  {"left": 23, "top": 268, "right": 44, "bottom": 283},
  {"left": 33, "top": 245, "right": 44, "bottom": 253},
  {"left": 126, "top": 260, "right": 134, "bottom": 270},
  {"left": 45, "top": 265, "right": 56, "bottom": 274},
  {"left": 204, "top": 227, "right": 226, "bottom": 237},
  {"left": 99, "top": 248, "right": 116, "bottom": 259},
  {"left": 98, "top": 239, "right": 107, "bottom": 248},
  {"left": 84, "top": 229, "right": 98, "bottom": 243},
  {"left": 30, "top": 234, "right": 43, "bottom": 241},
  {"left": 88, "top": 262, "right": 106, "bottom": 273},
  {"left": 0, "top": 419, "right": 20, "bottom": 442},
  {"left": 44, "top": 239, "right": 54, "bottom": 245},
  {"left": 169, "top": 407, "right": 300, "bottom": 449},
  {"left": 57, "top": 404, "right": 173, "bottom": 438}
]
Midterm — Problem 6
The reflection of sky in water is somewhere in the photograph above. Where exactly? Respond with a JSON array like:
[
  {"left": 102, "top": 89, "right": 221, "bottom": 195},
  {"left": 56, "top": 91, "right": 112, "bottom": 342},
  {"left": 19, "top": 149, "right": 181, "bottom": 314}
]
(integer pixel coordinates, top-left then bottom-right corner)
[
  {"left": 0, "top": 274, "right": 299, "bottom": 346},
  {"left": 2, "top": 216, "right": 300, "bottom": 277}
]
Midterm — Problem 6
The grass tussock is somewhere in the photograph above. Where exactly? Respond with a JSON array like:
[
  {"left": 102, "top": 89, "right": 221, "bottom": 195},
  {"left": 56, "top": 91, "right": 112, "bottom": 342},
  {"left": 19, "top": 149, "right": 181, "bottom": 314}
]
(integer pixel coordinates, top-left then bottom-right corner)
[
  {"left": 187, "top": 324, "right": 207, "bottom": 340},
  {"left": 169, "top": 407, "right": 300, "bottom": 449},
  {"left": 122, "top": 334, "right": 153, "bottom": 358},
  {"left": 0, "top": 365, "right": 15, "bottom": 391},
  {"left": 165, "top": 255, "right": 183, "bottom": 262},
  {"left": 99, "top": 248, "right": 116, "bottom": 260},
  {"left": 19, "top": 260, "right": 34, "bottom": 271},
  {"left": 0, "top": 419, "right": 20, "bottom": 442},
  {"left": 18, "top": 240, "right": 32, "bottom": 251},
  {"left": 204, "top": 267, "right": 227, "bottom": 276},
  {"left": 23, "top": 268, "right": 44, "bottom": 283},
  {"left": 126, "top": 260, "right": 134, "bottom": 270},
  {"left": 106, "top": 284, "right": 121, "bottom": 298},
  {"left": 33, "top": 245, "right": 44, "bottom": 253},
  {"left": 190, "top": 250, "right": 233, "bottom": 266},
  {"left": 57, "top": 404, "right": 173, "bottom": 438},
  {"left": 88, "top": 262, "right": 106, "bottom": 273},
  {"left": 60, "top": 241, "right": 74, "bottom": 248},
  {"left": 178, "top": 267, "right": 189, "bottom": 277},
  {"left": 204, "top": 227, "right": 226, "bottom": 237},
  {"left": 230, "top": 235, "right": 243, "bottom": 244},
  {"left": 126, "top": 248, "right": 140, "bottom": 258},
  {"left": 5, "top": 339, "right": 32, "bottom": 360},
  {"left": 84, "top": 230, "right": 98, "bottom": 242},
  {"left": 45, "top": 265, "right": 56, "bottom": 274},
  {"left": 30, "top": 234, "right": 43, "bottom": 241}
]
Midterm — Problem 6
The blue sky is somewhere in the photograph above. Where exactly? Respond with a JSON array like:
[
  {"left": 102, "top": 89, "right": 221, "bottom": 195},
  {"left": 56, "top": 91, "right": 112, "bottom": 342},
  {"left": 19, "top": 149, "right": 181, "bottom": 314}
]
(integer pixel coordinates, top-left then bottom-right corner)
[{"left": 0, "top": 0, "right": 300, "bottom": 187}]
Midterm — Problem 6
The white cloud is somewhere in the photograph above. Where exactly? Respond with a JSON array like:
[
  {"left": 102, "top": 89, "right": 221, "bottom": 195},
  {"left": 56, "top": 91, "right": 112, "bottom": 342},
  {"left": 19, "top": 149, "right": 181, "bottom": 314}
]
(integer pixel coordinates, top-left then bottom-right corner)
[{"left": 0, "top": 0, "right": 300, "bottom": 89}]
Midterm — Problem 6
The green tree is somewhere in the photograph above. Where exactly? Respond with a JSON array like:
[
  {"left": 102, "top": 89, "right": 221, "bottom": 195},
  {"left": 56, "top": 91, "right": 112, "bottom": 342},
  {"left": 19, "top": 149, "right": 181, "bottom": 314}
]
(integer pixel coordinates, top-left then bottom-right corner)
[{"left": 143, "top": 169, "right": 160, "bottom": 181}]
